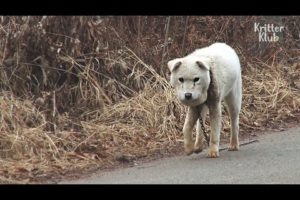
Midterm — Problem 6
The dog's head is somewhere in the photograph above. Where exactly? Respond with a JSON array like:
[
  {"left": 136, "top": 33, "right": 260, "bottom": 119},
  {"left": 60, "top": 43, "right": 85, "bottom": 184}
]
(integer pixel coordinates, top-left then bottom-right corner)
[{"left": 167, "top": 56, "right": 211, "bottom": 107}]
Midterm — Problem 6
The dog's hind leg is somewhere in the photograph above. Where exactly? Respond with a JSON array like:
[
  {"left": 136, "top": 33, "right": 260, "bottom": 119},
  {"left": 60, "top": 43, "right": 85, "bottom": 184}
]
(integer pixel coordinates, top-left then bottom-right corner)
[
  {"left": 207, "top": 102, "right": 221, "bottom": 158},
  {"left": 183, "top": 107, "right": 199, "bottom": 155},
  {"left": 224, "top": 80, "right": 242, "bottom": 151},
  {"left": 194, "top": 105, "right": 209, "bottom": 153}
]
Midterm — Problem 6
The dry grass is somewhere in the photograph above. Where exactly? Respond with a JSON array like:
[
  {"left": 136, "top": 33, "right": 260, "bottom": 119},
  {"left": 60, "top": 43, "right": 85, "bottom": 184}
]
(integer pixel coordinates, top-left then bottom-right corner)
[{"left": 0, "top": 16, "right": 299, "bottom": 183}]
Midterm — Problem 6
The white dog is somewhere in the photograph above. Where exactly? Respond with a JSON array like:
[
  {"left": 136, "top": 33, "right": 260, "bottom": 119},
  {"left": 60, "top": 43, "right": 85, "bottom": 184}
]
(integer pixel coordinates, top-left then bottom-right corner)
[{"left": 167, "top": 43, "right": 242, "bottom": 158}]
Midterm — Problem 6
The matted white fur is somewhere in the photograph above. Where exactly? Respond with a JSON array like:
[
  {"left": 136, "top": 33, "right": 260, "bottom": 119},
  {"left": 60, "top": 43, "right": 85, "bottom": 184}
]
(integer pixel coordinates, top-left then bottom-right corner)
[{"left": 167, "top": 42, "right": 242, "bottom": 158}]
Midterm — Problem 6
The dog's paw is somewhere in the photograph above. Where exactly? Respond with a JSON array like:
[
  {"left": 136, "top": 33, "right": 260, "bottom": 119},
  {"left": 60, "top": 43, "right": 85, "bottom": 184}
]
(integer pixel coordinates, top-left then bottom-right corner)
[
  {"left": 193, "top": 147, "right": 203, "bottom": 154},
  {"left": 184, "top": 143, "right": 194, "bottom": 156},
  {"left": 207, "top": 151, "right": 219, "bottom": 158},
  {"left": 207, "top": 144, "right": 219, "bottom": 158},
  {"left": 193, "top": 143, "right": 204, "bottom": 154},
  {"left": 228, "top": 143, "right": 239, "bottom": 151},
  {"left": 185, "top": 149, "right": 194, "bottom": 156}
]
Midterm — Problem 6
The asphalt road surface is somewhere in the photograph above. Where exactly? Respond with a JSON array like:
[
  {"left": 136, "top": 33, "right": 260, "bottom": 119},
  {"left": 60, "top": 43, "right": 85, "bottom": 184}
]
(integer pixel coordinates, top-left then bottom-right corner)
[{"left": 62, "top": 126, "right": 300, "bottom": 184}]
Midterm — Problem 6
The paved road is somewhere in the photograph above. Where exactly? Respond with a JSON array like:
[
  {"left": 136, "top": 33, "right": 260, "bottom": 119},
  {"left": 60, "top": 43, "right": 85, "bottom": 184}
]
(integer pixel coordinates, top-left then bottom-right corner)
[{"left": 62, "top": 126, "right": 300, "bottom": 184}]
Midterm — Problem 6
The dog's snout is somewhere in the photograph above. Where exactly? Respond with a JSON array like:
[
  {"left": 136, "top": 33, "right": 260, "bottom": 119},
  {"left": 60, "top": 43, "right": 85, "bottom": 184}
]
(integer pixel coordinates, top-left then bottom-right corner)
[{"left": 185, "top": 93, "right": 192, "bottom": 100}]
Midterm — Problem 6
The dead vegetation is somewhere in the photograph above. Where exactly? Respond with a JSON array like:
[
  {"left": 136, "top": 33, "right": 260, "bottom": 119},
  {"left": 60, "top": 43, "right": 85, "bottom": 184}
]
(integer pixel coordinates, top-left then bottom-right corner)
[{"left": 0, "top": 16, "right": 299, "bottom": 183}]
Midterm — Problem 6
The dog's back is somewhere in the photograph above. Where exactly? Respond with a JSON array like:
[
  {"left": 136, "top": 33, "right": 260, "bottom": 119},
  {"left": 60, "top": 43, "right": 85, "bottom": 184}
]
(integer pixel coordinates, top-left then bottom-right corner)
[{"left": 191, "top": 42, "right": 241, "bottom": 100}]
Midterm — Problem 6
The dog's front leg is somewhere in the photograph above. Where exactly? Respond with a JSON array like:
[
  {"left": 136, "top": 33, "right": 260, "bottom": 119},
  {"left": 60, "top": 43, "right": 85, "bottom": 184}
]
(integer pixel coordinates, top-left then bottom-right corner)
[
  {"left": 207, "top": 102, "right": 221, "bottom": 158},
  {"left": 183, "top": 107, "right": 199, "bottom": 155}
]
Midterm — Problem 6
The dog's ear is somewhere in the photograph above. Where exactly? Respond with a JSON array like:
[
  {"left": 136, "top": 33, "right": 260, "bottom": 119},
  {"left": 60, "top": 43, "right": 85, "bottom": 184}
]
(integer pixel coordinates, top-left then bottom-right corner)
[
  {"left": 196, "top": 60, "right": 210, "bottom": 71},
  {"left": 167, "top": 59, "right": 182, "bottom": 72}
]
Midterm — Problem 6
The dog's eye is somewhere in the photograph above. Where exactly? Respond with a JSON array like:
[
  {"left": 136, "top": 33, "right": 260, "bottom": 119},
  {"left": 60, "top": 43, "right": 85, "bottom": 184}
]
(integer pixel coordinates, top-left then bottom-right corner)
[
  {"left": 179, "top": 78, "right": 184, "bottom": 83},
  {"left": 194, "top": 78, "right": 200, "bottom": 82}
]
